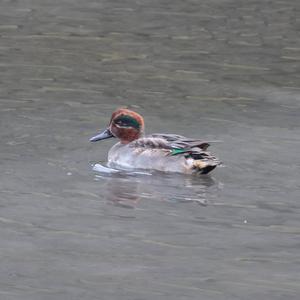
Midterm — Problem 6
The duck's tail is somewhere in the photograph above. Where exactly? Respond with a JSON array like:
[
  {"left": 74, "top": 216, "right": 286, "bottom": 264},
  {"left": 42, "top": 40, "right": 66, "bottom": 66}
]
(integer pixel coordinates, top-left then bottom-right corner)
[{"left": 191, "top": 152, "right": 221, "bottom": 174}]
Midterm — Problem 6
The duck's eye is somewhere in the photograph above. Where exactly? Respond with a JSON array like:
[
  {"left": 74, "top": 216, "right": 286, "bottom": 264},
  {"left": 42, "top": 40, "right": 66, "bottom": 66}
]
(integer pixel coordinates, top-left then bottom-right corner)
[{"left": 115, "top": 119, "right": 128, "bottom": 127}]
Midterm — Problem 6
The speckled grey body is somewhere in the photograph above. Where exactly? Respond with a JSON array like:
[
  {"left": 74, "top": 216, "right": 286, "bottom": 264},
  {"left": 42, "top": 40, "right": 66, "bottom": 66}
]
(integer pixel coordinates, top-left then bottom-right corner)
[
  {"left": 106, "top": 133, "right": 219, "bottom": 174},
  {"left": 108, "top": 142, "right": 193, "bottom": 173}
]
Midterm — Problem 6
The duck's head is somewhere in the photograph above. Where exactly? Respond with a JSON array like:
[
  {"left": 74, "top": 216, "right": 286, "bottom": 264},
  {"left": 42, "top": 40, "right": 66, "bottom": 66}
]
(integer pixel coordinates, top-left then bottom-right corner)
[{"left": 90, "top": 108, "right": 144, "bottom": 144}]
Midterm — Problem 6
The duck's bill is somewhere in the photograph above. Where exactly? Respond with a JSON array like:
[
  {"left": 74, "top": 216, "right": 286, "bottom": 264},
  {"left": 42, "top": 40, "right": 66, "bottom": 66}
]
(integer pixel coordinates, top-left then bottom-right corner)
[{"left": 90, "top": 128, "right": 114, "bottom": 142}]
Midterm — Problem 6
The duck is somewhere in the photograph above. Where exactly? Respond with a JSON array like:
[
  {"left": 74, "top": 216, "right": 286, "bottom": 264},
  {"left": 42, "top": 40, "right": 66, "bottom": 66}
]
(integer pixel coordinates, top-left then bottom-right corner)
[{"left": 90, "top": 108, "right": 220, "bottom": 174}]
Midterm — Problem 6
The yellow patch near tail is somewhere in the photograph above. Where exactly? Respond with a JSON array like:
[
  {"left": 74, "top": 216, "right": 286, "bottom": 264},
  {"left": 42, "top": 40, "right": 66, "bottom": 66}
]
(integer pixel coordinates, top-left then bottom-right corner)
[{"left": 193, "top": 160, "right": 208, "bottom": 169}]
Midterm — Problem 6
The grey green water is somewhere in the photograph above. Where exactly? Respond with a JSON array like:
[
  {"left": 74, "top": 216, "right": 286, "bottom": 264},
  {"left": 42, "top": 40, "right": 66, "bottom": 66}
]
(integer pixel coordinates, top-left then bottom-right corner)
[{"left": 1, "top": 0, "right": 300, "bottom": 299}]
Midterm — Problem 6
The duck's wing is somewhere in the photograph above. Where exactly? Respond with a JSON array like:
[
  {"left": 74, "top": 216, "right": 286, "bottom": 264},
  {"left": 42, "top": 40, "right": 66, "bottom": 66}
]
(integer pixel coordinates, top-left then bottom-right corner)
[
  {"left": 131, "top": 134, "right": 220, "bottom": 174},
  {"left": 150, "top": 133, "right": 210, "bottom": 151},
  {"left": 149, "top": 134, "right": 220, "bottom": 173},
  {"left": 131, "top": 133, "right": 210, "bottom": 154}
]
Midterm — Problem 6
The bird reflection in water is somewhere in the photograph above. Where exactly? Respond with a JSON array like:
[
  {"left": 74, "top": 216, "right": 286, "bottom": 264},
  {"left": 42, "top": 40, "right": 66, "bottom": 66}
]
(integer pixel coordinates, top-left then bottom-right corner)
[
  {"left": 105, "top": 178, "right": 142, "bottom": 209},
  {"left": 94, "top": 165, "right": 216, "bottom": 209}
]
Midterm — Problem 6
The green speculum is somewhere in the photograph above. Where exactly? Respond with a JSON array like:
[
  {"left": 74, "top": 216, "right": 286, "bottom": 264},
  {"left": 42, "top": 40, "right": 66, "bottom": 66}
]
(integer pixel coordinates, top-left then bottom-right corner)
[{"left": 171, "top": 148, "right": 188, "bottom": 156}]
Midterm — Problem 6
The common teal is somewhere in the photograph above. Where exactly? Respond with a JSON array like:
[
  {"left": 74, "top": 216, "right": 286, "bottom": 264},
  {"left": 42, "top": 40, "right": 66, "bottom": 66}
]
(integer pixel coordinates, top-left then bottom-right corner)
[{"left": 90, "top": 108, "right": 220, "bottom": 174}]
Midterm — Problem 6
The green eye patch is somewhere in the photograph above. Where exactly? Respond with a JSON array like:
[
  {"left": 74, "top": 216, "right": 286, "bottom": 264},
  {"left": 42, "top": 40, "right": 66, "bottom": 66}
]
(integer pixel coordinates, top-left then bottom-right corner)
[{"left": 114, "top": 115, "right": 140, "bottom": 129}]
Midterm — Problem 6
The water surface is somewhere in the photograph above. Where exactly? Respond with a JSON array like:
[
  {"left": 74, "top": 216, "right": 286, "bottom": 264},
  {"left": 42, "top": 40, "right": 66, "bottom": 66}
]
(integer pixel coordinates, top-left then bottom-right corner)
[{"left": 0, "top": 0, "right": 300, "bottom": 299}]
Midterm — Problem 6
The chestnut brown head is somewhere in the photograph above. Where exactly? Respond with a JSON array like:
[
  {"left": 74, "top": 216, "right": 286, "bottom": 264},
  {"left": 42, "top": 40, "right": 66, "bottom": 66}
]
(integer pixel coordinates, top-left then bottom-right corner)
[{"left": 90, "top": 108, "right": 144, "bottom": 144}]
